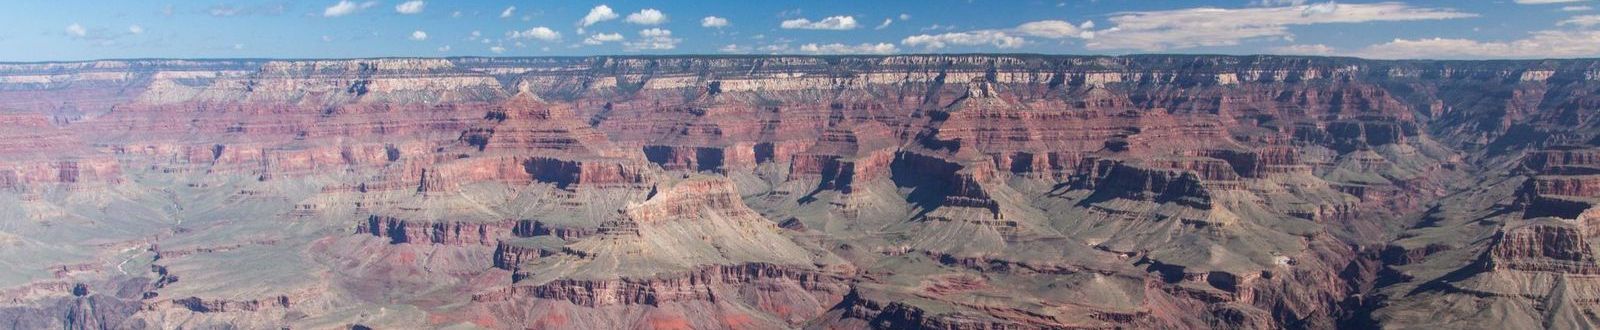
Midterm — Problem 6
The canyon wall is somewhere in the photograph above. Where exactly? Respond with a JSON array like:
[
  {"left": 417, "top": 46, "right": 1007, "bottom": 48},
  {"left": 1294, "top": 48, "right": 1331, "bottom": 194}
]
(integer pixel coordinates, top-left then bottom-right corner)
[{"left": 0, "top": 55, "right": 1596, "bottom": 329}]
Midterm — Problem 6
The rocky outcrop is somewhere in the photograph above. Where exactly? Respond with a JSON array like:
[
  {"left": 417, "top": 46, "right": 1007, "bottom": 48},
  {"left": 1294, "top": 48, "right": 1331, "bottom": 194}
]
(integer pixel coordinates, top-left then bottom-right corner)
[
  {"left": 165, "top": 295, "right": 293, "bottom": 313},
  {"left": 4, "top": 55, "right": 1600, "bottom": 329},
  {"left": 357, "top": 216, "right": 513, "bottom": 246},
  {"left": 1482, "top": 222, "right": 1600, "bottom": 275},
  {"left": 1077, "top": 159, "right": 1213, "bottom": 209},
  {"left": 476, "top": 263, "right": 849, "bottom": 308}
]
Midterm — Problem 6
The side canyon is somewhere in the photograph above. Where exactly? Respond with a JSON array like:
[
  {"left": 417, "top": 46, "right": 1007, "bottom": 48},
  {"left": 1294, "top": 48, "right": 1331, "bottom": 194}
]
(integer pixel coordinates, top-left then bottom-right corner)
[{"left": 0, "top": 55, "right": 1597, "bottom": 329}]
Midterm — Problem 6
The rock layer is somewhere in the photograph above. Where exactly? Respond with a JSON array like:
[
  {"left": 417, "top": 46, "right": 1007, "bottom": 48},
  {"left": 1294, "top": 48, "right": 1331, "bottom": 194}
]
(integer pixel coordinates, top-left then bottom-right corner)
[{"left": 0, "top": 55, "right": 1598, "bottom": 329}]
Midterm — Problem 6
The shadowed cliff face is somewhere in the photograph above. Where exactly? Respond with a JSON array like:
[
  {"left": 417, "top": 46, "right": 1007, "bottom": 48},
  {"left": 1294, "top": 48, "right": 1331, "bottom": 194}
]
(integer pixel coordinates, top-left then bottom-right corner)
[{"left": 0, "top": 55, "right": 1596, "bottom": 329}]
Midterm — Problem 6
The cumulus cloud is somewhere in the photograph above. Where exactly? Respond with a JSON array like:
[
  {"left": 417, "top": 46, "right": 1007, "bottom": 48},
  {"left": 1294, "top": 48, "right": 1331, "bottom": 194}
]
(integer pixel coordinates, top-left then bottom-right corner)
[
  {"left": 760, "top": 44, "right": 792, "bottom": 53},
  {"left": 1560, "top": 15, "right": 1600, "bottom": 27},
  {"left": 1357, "top": 30, "right": 1600, "bottom": 59},
  {"left": 1086, "top": 2, "right": 1475, "bottom": 51},
  {"left": 500, "top": 6, "right": 515, "bottom": 18},
  {"left": 799, "top": 42, "right": 898, "bottom": 54},
  {"left": 437, "top": 45, "right": 451, "bottom": 52},
  {"left": 1269, "top": 44, "right": 1335, "bottom": 55},
  {"left": 582, "top": 32, "right": 624, "bottom": 45},
  {"left": 903, "top": 30, "right": 1025, "bottom": 49},
  {"left": 509, "top": 27, "right": 561, "bottom": 42},
  {"left": 395, "top": 1, "right": 425, "bottom": 14},
  {"left": 410, "top": 30, "right": 428, "bottom": 41},
  {"left": 324, "top": 1, "right": 376, "bottom": 17},
  {"left": 65, "top": 23, "right": 87, "bottom": 38},
  {"left": 626, "top": 9, "right": 667, "bottom": 25},
  {"left": 490, "top": 46, "right": 506, "bottom": 53},
  {"left": 876, "top": 18, "right": 893, "bottom": 30},
  {"left": 781, "top": 16, "right": 858, "bottom": 30},
  {"left": 901, "top": 20, "right": 1093, "bottom": 50},
  {"left": 1251, "top": 0, "right": 1306, "bottom": 6},
  {"left": 581, "top": 5, "right": 619, "bottom": 27},
  {"left": 899, "top": 13, "right": 911, "bottom": 20},
  {"left": 207, "top": 4, "right": 287, "bottom": 17},
  {"left": 62, "top": 22, "right": 148, "bottom": 44},
  {"left": 718, "top": 44, "right": 749, "bottom": 53},
  {"left": 1014, "top": 20, "right": 1094, "bottom": 39},
  {"left": 624, "top": 28, "right": 680, "bottom": 50},
  {"left": 702, "top": 16, "right": 729, "bottom": 28},
  {"left": 209, "top": 5, "right": 241, "bottom": 17},
  {"left": 1339, "top": 15, "right": 1600, "bottom": 58}
]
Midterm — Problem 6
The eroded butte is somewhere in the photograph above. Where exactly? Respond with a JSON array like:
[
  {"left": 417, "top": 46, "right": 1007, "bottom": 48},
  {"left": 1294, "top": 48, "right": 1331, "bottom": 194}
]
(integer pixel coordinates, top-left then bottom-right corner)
[{"left": 1, "top": 55, "right": 1598, "bottom": 329}]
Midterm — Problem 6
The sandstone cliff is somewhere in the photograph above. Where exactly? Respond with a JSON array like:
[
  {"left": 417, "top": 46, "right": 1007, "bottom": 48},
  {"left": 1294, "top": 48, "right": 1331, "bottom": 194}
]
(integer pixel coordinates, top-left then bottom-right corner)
[{"left": 0, "top": 55, "right": 1597, "bottom": 329}]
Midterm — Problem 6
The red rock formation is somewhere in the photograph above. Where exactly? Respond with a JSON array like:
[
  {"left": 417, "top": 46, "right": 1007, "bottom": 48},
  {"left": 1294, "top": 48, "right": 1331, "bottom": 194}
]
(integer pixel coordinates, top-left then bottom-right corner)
[
  {"left": 3, "top": 55, "right": 1599, "bottom": 329},
  {"left": 357, "top": 216, "right": 514, "bottom": 246},
  {"left": 1077, "top": 159, "right": 1213, "bottom": 208},
  {"left": 477, "top": 263, "right": 848, "bottom": 307},
  {"left": 1483, "top": 222, "right": 1600, "bottom": 274}
]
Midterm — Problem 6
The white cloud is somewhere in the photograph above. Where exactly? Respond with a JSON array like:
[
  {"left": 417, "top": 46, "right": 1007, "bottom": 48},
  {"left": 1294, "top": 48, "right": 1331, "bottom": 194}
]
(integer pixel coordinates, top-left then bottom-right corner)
[
  {"left": 702, "top": 16, "right": 730, "bottom": 28},
  {"left": 321, "top": 35, "right": 334, "bottom": 42},
  {"left": 624, "top": 28, "right": 680, "bottom": 51},
  {"left": 509, "top": 27, "right": 561, "bottom": 42},
  {"left": 899, "top": 13, "right": 911, "bottom": 20},
  {"left": 581, "top": 5, "right": 619, "bottom": 27},
  {"left": 1014, "top": 20, "right": 1092, "bottom": 39},
  {"left": 582, "top": 32, "right": 624, "bottom": 45},
  {"left": 437, "top": 45, "right": 451, "bottom": 52},
  {"left": 395, "top": 1, "right": 425, "bottom": 14},
  {"left": 1560, "top": 15, "right": 1600, "bottom": 27},
  {"left": 1087, "top": 2, "right": 1475, "bottom": 51},
  {"left": 1515, "top": 0, "right": 1586, "bottom": 4},
  {"left": 760, "top": 44, "right": 791, "bottom": 53},
  {"left": 65, "top": 23, "right": 87, "bottom": 37},
  {"left": 781, "top": 16, "right": 858, "bottom": 30},
  {"left": 901, "top": 20, "right": 1093, "bottom": 50},
  {"left": 490, "top": 46, "right": 506, "bottom": 53},
  {"left": 410, "top": 30, "right": 428, "bottom": 41},
  {"left": 209, "top": 5, "right": 241, "bottom": 17},
  {"left": 500, "top": 6, "right": 515, "bottom": 18},
  {"left": 1357, "top": 30, "right": 1600, "bottom": 59},
  {"left": 799, "top": 42, "right": 899, "bottom": 54},
  {"left": 1565, "top": 6, "right": 1594, "bottom": 11},
  {"left": 1301, "top": 2, "right": 1338, "bottom": 16},
  {"left": 1251, "top": 0, "right": 1308, "bottom": 6},
  {"left": 127, "top": 25, "right": 144, "bottom": 35},
  {"left": 1269, "top": 44, "right": 1335, "bottom": 55},
  {"left": 876, "top": 18, "right": 893, "bottom": 30},
  {"left": 718, "top": 44, "right": 749, "bottom": 53},
  {"left": 640, "top": 28, "right": 671, "bottom": 37},
  {"left": 233, "top": 43, "right": 245, "bottom": 50},
  {"left": 903, "top": 30, "right": 1025, "bottom": 49},
  {"left": 208, "top": 4, "right": 288, "bottom": 17},
  {"left": 323, "top": 1, "right": 365, "bottom": 17},
  {"left": 626, "top": 9, "right": 667, "bottom": 25}
]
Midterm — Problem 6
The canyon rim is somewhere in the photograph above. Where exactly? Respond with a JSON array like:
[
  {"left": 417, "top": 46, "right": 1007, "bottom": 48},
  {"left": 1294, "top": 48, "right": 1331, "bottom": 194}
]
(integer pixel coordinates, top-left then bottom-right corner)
[{"left": 0, "top": 54, "right": 1596, "bottom": 328}]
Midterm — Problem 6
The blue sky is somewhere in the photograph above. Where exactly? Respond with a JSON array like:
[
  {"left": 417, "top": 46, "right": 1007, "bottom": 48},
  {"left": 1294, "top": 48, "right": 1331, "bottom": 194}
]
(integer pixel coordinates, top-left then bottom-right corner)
[{"left": 2, "top": 0, "right": 1599, "bottom": 61}]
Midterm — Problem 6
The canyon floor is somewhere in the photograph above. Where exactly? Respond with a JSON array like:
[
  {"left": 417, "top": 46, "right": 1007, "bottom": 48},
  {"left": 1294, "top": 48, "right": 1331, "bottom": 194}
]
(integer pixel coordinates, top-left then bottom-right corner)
[{"left": 0, "top": 55, "right": 1597, "bottom": 329}]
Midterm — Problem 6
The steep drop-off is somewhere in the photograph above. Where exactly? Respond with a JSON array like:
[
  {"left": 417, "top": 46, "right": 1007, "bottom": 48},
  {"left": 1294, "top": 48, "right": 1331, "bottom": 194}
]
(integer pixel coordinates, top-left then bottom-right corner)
[{"left": 0, "top": 55, "right": 1596, "bottom": 329}]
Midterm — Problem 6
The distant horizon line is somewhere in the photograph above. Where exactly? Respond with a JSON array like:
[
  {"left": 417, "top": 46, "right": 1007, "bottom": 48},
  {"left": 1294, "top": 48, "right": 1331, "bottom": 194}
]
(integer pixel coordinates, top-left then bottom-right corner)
[{"left": 3, "top": 53, "right": 1600, "bottom": 65}]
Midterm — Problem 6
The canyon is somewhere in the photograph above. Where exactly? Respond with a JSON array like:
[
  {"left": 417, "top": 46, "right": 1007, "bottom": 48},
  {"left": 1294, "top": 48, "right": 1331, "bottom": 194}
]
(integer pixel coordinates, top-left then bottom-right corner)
[{"left": 0, "top": 54, "right": 1595, "bottom": 329}]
